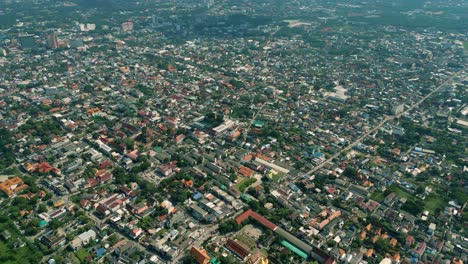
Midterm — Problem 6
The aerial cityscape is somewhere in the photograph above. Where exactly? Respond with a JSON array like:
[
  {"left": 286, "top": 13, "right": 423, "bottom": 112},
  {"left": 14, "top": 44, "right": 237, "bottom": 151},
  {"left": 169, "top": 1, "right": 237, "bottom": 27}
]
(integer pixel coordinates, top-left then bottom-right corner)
[{"left": 0, "top": 0, "right": 466, "bottom": 263}]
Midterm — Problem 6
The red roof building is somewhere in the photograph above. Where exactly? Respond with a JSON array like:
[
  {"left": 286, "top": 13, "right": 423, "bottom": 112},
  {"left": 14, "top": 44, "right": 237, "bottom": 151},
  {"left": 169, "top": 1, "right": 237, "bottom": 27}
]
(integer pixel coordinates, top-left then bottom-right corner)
[
  {"left": 99, "top": 160, "right": 112, "bottom": 169},
  {"left": 226, "top": 239, "right": 250, "bottom": 260},
  {"left": 37, "top": 162, "right": 59, "bottom": 173},
  {"left": 239, "top": 166, "right": 254, "bottom": 177},
  {"left": 127, "top": 150, "right": 139, "bottom": 161},
  {"left": 175, "top": 134, "right": 185, "bottom": 144},
  {"left": 236, "top": 209, "right": 278, "bottom": 230},
  {"left": 119, "top": 185, "right": 137, "bottom": 198},
  {"left": 406, "top": 235, "right": 415, "bottom": 246},
  {"left": 97, "top": 173, "right": 112, "bottom": 183}
]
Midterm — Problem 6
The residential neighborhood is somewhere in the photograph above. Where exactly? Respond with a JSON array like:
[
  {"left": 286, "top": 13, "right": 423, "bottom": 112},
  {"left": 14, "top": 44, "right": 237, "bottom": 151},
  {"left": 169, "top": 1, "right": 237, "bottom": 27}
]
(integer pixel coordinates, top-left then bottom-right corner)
[{"left": 0, "top": 0, "right": 466, "bottom": 264}]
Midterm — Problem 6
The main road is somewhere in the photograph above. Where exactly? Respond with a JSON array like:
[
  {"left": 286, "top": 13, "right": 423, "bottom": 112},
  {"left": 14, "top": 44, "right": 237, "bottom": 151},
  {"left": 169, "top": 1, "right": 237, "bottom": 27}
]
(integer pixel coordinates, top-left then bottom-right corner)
[{"left": 293, "top": 69, "right": 465, "bottom": 181}]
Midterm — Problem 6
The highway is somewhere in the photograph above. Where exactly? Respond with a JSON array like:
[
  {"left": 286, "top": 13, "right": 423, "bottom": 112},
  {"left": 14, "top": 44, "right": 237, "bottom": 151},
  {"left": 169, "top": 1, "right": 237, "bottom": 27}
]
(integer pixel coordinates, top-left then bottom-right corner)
[{"left": 294, "top": 69, "right": 465, "bottom": 181}]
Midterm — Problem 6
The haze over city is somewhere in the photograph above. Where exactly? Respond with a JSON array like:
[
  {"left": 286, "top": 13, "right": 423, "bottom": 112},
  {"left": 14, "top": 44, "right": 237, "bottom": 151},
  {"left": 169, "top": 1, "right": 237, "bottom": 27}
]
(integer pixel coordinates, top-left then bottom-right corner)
[{"left": 0, "top": 0, "right": 466, "bottom": 264}]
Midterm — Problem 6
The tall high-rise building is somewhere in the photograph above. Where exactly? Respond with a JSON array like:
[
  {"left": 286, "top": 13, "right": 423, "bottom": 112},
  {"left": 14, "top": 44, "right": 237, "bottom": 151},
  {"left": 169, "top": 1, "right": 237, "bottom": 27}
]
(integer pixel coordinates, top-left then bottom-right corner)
[{"left": 46, "top": 32, "right": 58, "bottom": 49}]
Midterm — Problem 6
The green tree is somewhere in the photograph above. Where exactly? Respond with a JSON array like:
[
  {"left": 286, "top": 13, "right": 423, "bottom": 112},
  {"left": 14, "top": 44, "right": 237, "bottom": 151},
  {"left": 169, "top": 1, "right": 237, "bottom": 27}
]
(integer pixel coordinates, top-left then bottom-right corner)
[
  {"left": 172, "top": 189, "right": 189, "bottom": 204},
  {"left": 180, "top": 255, "right": 197, "bottom": 264},
  {"left": 416, "top": 185, "right": 425, "bottom": 194},
  {"left": 37, "top": 204, "right": 48, "bottom": 213},
  {"left": 374, "top": 238, "right": 390, "bottom": 253},
  {"left": 343, "top": 167, "right": 358, "bottom": 179},
  {"left": 218, "top": 219, "right": 240, "bottom": 234}
]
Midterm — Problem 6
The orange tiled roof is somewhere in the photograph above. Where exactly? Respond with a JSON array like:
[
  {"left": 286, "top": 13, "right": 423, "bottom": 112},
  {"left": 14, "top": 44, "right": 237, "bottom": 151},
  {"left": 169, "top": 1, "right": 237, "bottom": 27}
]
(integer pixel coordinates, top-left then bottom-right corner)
[
  {"left": 242, "top": 154, "right": 253, "bottom": 162},
  {"left": 87, "top": 107, "right": 101, "bottom": 116},
  {"left": 255, "top": 154, "right": 273, "bottom": 161},
  {"left": 239, "top": 166, "right": 254, "bottom": 177},
  {"left": 361, "top": 231, "right": 367, "bottom": 240},
  {"left": 236, "top": 209, "right": 277, "bottom": 230},
  {"left": 190, "top": 247, "right": 210, "bottom": 264},
  {"left": 390, "top": 238, "right": 398, "bottom": 247},
  {"left": 182, "top": 179, "right": 193, "bottom": 188},
  {"left": 0, "top": 177, "right": 28, "bottom": 196},
  {"left": 376, "top": 227, "right": 382, "bottom": 235},
  {"left": 37, "top": 162, "right": 54, "bottom": 173},
  {"left": 371, "top": 236, "right": 379, "bottom": 244},
  {"left": 231, "top": 130, "right": 241, "bottom": 139}
]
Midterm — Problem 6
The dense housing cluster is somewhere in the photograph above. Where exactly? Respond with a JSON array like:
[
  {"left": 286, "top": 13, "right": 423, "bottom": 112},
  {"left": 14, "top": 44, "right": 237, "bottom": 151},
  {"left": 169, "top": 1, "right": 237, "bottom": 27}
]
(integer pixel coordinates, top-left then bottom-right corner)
[{"left": 0, "top": 0, "right": 467, "bottom": 264}]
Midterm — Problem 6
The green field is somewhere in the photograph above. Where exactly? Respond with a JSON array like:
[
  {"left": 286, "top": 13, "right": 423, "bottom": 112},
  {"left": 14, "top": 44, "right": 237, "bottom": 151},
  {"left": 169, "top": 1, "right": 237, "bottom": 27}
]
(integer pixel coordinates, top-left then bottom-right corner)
[
  {"left": 271, "top": 172, "right": 286, "bottom": 182},
  {"left": 0, "top": 217, "right": 44, "bottom": 263},
  {"left": 0, "top": 240, "right": 42, "bottom": 263},
  {"left": 387, "top": 184, "right": 414, "bottom": 200},
  {"left": 371, "top": 184, "right": 446, "bottom": 214},
  {"left": 75, "top": 248, "right": 90, "bottom": 262},
  {"left": 424, "top": 194, "right": 448, "bottom": 214},
  {"left": 236, "top": 177, "right": 257, "bottom": 193},
  {"left": 370, "top": 191, "right": 385, "bottom": 202}
]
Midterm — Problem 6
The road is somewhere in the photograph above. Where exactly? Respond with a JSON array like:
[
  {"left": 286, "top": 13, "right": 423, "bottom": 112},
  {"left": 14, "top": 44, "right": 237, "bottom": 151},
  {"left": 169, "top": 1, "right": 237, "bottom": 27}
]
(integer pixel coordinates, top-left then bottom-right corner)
[
  {"left": 294, "top": 69, "right": 465, "bottom": 181},
  {"left": 242, "top": 101, "right": 269, "bottom": 143},
  {"left": 171, "top": 207, "right": 252, "bottom": 263},
  {"left": 171, "top": 224, "right": 219, "bottom": 263}
]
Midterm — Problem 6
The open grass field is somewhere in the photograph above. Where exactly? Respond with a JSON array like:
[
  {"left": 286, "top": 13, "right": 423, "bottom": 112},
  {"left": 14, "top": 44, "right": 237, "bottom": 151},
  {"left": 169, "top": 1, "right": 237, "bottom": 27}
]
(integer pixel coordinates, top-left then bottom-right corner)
[
  {"left": 387, "top": 184, "right": 414, "bottom": 200},
  {"left": 370, "top": 191, "right": 385, "bottom": 202},
  {"left": 235, "top": 177, "right": 257, "bottom": 193},
  {"left": 75, "top": 248, "right": 90, "bottom": 262},
  {"left": 423, "top": 194, "right": 448, "bottom": 214},
  {"left": 271, "top": 172, "right": 286, "bottom": 182},
  {"left": 370, "top": 184, "right": 447, "bottom": 215}
]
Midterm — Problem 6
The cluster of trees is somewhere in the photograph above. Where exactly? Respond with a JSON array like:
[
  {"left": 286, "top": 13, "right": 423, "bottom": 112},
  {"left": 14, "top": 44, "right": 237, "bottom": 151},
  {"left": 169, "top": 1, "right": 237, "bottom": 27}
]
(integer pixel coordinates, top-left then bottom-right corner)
[
  {"left": 398, "top": 117, "right": 467, "bottom": 166},
  {"left": 228, "top": 79, "right": 245, "bottom": 89},
  {"left": 138, "top": 216, "right": 154, "bottom": 230},
  {"left": 231, "top": 106, "right": 253, "bottom": 119},
  {"left": 180, "top": 255, "right": 197, "bottom": 264},
  {"left": 0, "top": 215, "right": 43, "bottom": 262},
  {"left": 401, "top": 199, "right": 423, "bottom": 216},
  {"left": 135, "top": 84, "right": 157, "bottom": 97},
  {"left": 171, "top": 189, "right": 190, "bottom": 204},
  {"left": 0, "top": 128, "right": 15, "bottom": 170},
  {"left": 218, "top": 219, "right": 240, "bottom": 234},
  {"left": 130, "top": 160, "right": 151, "bottom": 174},
  {"left": 19, "top": 119, "right": 63, "bottom": 144},
  {"left": 113, "top": 167, "right": 130, "bottom": 185},
  {"left": 343, "top": 167, "right": 359, "bottom": 179},
  {"left": 204, "top": 112, "right": 224, "bottom": 128},
  {"left": 247, "top": 200, "right": 269, "bottom": 216}
]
